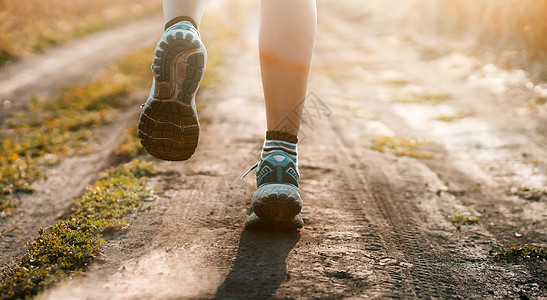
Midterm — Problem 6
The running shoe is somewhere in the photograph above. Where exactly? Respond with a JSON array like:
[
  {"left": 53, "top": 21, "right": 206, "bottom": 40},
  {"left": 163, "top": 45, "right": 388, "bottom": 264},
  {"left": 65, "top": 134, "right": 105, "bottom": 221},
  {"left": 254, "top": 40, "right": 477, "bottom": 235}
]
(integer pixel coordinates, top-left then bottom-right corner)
[
  {"left": 138, "top": 21, "right": 206, "bottom": 161},
  {"left": 244, "top": 152, "right": 303, "bottom": 230}
]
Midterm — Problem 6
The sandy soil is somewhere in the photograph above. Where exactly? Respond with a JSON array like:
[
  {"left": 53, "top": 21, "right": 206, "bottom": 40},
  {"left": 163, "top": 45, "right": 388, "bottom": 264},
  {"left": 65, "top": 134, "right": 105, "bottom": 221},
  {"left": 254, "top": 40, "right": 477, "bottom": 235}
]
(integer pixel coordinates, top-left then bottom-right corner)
[{"left": 2, "top": 0, "right": 546, "bottom": 299}]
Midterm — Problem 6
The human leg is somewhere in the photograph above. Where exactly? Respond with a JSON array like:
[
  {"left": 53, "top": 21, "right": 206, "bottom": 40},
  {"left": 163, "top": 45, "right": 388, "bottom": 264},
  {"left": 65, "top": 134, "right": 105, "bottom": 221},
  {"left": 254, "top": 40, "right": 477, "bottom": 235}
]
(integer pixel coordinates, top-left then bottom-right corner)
[
  {"left": 163, "top": 0, "right": 205, "bottom": 28},
  {"left": 246, "top": 0, "right": 317, "bottom": 230},
  {"left": 259, "top": 0, "right": 317, "bottom": 135}
]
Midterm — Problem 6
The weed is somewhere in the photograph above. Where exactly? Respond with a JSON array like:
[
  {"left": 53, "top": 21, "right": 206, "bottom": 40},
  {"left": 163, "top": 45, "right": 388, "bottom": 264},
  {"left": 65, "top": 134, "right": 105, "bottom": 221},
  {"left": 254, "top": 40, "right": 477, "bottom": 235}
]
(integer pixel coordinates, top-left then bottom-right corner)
[
  {"left": 0, "top": 160, "right": 157, "bottom": 299},
  {"left": 506, "top": 186, "right": 546, "bottom": 201},
  {"left": 371, "top": 136, "right": 433, "bottom": 158},
  {"left": 490, "top": 245, "right": 545, "bottom": 262},
  {"left": 446, "top": 211, "right": 480, "bottom": 226},
  {"left": 390, "top": 92, "right": 451, "bottom": 105},
  {"left": 435, "top": 112, "right": 470, "bottom": 122}
]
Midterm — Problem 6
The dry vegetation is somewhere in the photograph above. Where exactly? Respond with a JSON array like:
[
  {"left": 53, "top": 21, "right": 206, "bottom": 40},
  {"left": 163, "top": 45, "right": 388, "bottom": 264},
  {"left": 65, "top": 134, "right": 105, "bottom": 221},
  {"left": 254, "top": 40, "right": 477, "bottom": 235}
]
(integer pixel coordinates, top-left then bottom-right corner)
[
  {"left": 405, "top": 0, "right": 547, "bottom": 79},
  {"left": 0, "top": 0, "right": 161, "bottom": 66}
]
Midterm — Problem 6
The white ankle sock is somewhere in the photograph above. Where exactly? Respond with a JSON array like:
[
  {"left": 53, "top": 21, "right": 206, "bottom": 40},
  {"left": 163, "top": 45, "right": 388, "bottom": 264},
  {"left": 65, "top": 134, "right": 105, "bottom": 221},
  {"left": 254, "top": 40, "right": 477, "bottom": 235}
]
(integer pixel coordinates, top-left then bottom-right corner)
[{"left": 261, "top": 139, "right": 298, "bottom": 163}]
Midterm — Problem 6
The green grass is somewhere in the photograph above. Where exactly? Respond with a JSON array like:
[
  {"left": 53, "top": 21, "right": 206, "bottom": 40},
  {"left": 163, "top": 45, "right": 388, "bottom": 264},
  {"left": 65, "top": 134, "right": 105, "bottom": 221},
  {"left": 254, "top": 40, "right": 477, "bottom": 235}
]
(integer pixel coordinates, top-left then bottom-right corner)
[
  {"left": 490, "top": 245, "right": 545, "bottom": 261},
  {"left": 0, "top": 160, "right": 158, "bottom": 299},
  {"left": 371, "top": 136, "right": 433, "bottom": 159},
  {"left": 0, "top": 45, "right": 152, "bottom": 215},
  {"left": 390, "top": 92, "right": 451, "bottom": 105},
  {"left": 446, "top": 211, "right": 480, "bottom": 225}
]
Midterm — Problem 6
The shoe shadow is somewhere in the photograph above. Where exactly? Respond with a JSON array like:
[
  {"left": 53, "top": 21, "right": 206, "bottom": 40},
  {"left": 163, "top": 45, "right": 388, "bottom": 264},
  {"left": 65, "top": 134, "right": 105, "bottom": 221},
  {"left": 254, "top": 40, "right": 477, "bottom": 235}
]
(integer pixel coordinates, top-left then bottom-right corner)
[{"left": 214, "top": 230, "right": 300, "bottom": 299}]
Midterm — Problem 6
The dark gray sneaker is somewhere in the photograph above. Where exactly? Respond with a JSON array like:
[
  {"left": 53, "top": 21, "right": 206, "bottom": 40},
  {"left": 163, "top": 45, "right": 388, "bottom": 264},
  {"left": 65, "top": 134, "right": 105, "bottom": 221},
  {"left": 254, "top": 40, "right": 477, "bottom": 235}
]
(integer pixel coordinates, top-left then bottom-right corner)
[
  {"left": 138, "top": 21, "right": 206, "bottom": 161},
  {"left": 245, "top": 152, "right": 303, "bottom": 230}
]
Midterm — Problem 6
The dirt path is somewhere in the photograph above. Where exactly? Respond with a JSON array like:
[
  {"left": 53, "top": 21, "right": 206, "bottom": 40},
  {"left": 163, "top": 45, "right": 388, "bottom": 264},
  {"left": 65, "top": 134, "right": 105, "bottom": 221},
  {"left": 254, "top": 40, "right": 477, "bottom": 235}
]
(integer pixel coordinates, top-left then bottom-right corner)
[
  {"left": 3, "top": 0, "right": 546, "bottom": 299},
  {"left": 0, "top": 14, "right": 162, "bottom": 117},
  {"left": 0, "top": 14, "right": 162, "bottom": 266}
]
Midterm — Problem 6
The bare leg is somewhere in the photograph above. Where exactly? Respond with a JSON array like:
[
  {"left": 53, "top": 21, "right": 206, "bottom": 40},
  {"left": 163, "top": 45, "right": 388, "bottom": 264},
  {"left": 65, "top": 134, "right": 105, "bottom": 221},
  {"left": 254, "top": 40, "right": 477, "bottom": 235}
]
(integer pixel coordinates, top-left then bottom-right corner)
[
  {"left": 259, "top": 0, "right": 317, "bottom": 136},
  {"left": 163, "top": 0, "right": 205, "bottom": 27}
]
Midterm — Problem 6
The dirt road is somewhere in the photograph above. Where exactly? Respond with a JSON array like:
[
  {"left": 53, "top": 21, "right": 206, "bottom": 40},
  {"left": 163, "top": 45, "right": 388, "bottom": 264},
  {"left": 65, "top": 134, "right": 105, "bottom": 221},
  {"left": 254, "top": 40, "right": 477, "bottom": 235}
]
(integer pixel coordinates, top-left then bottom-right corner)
[{"left": 3, "top": 0, "right": 546, "bottom": 298}]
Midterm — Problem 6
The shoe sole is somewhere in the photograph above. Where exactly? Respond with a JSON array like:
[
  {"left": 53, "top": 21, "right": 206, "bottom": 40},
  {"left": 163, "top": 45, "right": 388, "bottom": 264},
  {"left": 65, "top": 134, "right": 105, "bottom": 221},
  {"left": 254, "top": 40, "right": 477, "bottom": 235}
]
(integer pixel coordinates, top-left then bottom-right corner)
[
  {"left": 138, "top": 29, "right": 206, "bottom": 161},
  {"left": 250, "top": 183, "right": 302, "bottom": 222},
  {"left": 245, "top": 212, "right": 303, "bottom": 231}
]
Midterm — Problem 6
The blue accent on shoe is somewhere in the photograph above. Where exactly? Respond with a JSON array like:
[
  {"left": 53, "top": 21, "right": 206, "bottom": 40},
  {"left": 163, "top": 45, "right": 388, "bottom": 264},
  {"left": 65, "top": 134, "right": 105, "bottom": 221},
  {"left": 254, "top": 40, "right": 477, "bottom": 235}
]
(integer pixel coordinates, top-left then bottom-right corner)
[
  {"left": 256, "top": 152, "right": 299, "bottom": 188},
  {"left": 245, "top": 152, "right": 303, "bottom": 230}
]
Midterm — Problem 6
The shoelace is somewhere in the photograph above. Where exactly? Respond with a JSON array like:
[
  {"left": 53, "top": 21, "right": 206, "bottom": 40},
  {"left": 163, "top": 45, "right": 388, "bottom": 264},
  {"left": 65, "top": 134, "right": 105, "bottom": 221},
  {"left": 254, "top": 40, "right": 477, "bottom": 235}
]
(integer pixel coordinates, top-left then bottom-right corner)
[{"left": 240, "top": 162, "right": 259, "bottom": 179}]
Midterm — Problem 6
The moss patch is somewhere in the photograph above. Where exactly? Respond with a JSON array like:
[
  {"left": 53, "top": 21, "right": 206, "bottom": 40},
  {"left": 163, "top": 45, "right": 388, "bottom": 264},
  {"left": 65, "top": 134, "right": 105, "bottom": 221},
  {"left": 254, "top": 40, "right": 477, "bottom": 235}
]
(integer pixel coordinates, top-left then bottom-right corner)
[
  {"left": 371, "top": 136, "right": 433, "bottom": 158},
  {"left": 0, "top": 160, "right": 157, "bottom": 299}
]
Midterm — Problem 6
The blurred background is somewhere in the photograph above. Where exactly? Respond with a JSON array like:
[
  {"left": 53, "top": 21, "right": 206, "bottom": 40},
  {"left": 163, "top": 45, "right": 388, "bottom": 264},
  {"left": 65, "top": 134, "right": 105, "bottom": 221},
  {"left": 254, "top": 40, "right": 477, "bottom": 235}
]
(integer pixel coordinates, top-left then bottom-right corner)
[{"left": 1, "top": 0, "right": 545, "bottom": 80}]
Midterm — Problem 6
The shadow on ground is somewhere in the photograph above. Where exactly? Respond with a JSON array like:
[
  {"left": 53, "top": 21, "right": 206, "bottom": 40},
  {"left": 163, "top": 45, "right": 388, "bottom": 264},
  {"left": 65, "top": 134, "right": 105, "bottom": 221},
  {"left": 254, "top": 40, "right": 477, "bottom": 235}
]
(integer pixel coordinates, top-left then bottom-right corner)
[{"left": 215, "top": 230, "right": 300, "bottom": 299}]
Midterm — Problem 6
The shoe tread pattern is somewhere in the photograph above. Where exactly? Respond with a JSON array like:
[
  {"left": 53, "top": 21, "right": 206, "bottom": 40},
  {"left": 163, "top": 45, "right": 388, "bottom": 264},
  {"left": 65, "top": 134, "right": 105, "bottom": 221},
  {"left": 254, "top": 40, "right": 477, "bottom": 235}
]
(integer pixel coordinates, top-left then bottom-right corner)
[{"left": 139, "top": 25, "right": 205, "bottom": 161}]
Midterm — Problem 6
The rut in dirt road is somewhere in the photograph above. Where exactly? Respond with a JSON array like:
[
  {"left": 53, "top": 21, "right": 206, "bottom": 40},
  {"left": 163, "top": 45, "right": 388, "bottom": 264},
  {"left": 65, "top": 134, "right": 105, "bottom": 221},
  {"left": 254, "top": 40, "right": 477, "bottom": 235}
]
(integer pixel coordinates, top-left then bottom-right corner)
[{"left": 10, "top": 0, "right": 547, "bottom": 298}]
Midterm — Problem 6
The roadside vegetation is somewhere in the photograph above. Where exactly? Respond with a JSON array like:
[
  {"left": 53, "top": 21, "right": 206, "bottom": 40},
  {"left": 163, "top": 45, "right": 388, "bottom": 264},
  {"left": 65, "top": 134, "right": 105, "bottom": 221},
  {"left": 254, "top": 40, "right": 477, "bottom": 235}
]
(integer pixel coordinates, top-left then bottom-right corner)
[
  {"left": 371, "top": 136, "right": 433, "bottom": 158},
  {"left": 505, "top": 186, "right": 547, "bottom": 202},
  {"left": 0, "top": 160, "right": 158, "bottom": 299},
  {"left": 490, "top": 245, "right": 546, "bottom": 261},
  {"left": 0, "top": 45, "right": 153, "bottom": 215},
  {"left": 435, "top": 112, "right": 470, "bottom": 122},
  {"left": 0, "top": 0, "right": 161, "bottom": 66},
  {"left": 390, "top": 92, "right": 451, "bottom": 105},
  {"left": 446, "top": 212, "right": 479, "bottom": 230},
  {"left": 0, "top": 6, "right": 229, "bottom": 297}
]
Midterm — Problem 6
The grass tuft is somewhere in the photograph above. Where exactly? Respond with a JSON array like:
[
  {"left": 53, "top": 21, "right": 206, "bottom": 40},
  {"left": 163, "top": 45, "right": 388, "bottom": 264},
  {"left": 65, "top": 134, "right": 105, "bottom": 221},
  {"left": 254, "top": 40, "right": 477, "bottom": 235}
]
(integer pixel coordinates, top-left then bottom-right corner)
[
  {"left": 371, "top": 136, "right": 433, "bottom": 158},
  {"left": 0, "top": 160, "right": 157, "bottom": 299},
  {"left": 390, "top": 92, "right": 451, "bottom": 105},
  {"left": 435, "top": 112, "right": 470, "bottom": 122},
  {"left": 506, "top": 186, "right": 546, "bottom": 202},
  {"left": 446, "top": 211, "right": 480, "bottom": 226},
  {"left": 490, "top": 245, "right": 545, "bottom": 262}
]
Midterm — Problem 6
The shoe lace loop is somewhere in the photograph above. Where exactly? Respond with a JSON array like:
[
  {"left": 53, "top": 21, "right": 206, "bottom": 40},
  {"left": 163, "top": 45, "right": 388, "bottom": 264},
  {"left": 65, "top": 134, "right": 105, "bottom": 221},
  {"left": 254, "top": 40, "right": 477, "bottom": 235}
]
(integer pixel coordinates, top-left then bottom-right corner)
[{"left": 240, "top": 162, "right": 259, "bottom": 179}]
